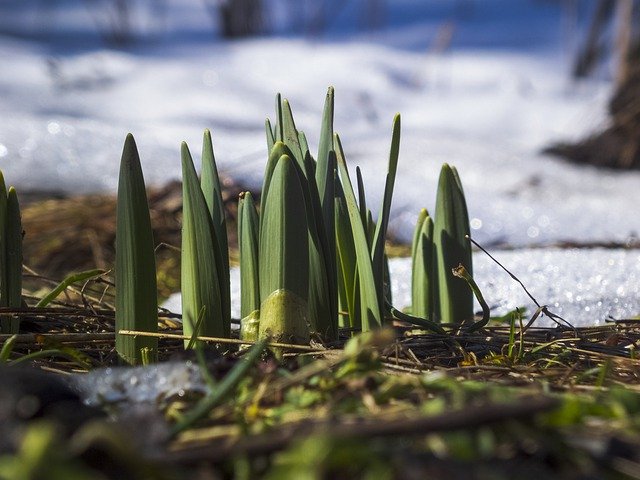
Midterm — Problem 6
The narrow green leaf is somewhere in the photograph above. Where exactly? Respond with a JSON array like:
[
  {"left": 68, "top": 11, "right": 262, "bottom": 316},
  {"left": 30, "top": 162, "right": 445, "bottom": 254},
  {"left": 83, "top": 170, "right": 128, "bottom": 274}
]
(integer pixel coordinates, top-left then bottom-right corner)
[
  {"left": 335, "top": 133, "right": 381, "bottom": 331},
  {"left": 115, "top": 134, "right": 158, "bottom": 364},
  {"left": 335, "top": 176, "right": 359, "bottom": 329},
  {"left": 433, "top": 163, "right": 473, "bottom": 324},
  {"left": 411, "top": 209, "right": 428, "bottom": 260},
  {"left": 238, "top": 191, "right": 260, "bottom": 319},
  {"left": 181, "top": 142, "right": 226, "bottom": 346},
  {"left": 0, "top": 171, "right": 6, "bottom": 309},
  {"left": 315, "top": 90, "right": 337, "bottom": 315},
  {"left": 300, "top": 149, "right": 337, "bottom": 340},
  {"left": 185, "top": 305, "right": 207, "bottom": 350},
  {"left": 298, "top": 130, "right": 311, "bottom": 162},
  {"left": 2, "top": 187, "right": 22, "bottom": 334},
  {"left": 453, "top": 264, "right": 490, "bottom": 332},
  {"left": 411, "top": 209, "right": 434, "bottom": 319},
  {"left": 6, "top": 188, "right": 21, "bottom": 310},
  {"left": 275, "top": 93, "right": 284, "bottom": 142},
  {"left": 201, "top": 130, "right": 231, "bottom": 331},
  {"left": 169, "top": 339, "right": 266, "bottom": 439},
  {"left": 388, "top": 304, "right": 446, "bottom": 335},
  {"left": 36, "top": 269, "right": 105, "bottom": 308},
  {"left": 316, "top": 86, "right": 335, "bottom": 206},
  {"left": 371, "top": 114, "right": 401, "bottom": 317},
  {"left": 281, "top": 99, "right": 304, "bottom": 167},
  {"left": 383, "top": 250, "right": 392, "bottom": 305},
  {"left": 0, "top": 334, "right": 17, "bottom": 362},
  {"left": 356, "top": 167, "right": 368, "bottom": 235},
  {"left": 265, "top": 118, "right": 275, "bottom": 153}
]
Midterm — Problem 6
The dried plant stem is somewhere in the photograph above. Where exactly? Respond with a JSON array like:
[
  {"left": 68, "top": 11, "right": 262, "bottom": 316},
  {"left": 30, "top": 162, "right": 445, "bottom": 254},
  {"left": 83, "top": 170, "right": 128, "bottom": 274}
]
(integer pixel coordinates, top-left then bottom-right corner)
[{"left": 118, "top": 329, "right": 322, "bottom": 352}]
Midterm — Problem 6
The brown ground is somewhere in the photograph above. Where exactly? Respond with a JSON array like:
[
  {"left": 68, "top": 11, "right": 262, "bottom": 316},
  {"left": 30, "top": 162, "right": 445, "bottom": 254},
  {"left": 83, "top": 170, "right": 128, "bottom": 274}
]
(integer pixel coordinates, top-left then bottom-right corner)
[{"left": 20, "top": 176, "right": 251, "bottom": 299}]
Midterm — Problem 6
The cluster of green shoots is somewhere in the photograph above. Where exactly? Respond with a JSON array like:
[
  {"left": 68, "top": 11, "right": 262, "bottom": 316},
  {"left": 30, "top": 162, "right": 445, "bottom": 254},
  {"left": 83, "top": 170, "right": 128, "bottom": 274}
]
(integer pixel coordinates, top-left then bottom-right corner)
[{"left": 0, "top": 88, "right": 477, "bottom": 365}]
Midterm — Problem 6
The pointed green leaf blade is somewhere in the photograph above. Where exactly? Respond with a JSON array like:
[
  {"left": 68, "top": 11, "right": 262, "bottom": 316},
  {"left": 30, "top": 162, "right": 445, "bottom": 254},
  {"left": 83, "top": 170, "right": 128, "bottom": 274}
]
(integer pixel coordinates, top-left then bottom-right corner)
[
  {"left": 316, "top": 86, "right": 335, "bottom": 205},
  {"left": 433, "top": 163, "right": 473, "bottom": 324},
  {"left": 181, "top": 142, "right": 226, "bottom": 345},
  {"left": 265, "top": 118, "right": 275, "bottom": 153},
  {"left": 2, "top": 187, "right": 22, "bottom": 333},
  {"left": 0, "top": 171, "right": 7, "bottom": 309},
  {"left": 200, "top": 130, "right": 231, "bottom": 331},
  {"left": 411, "top": 209, "right": 434, "bottom": 319},
  {"left": 371, "top": 114, "right": 401, "bottom": 315},
  {"left": 335, "top": 134, "right": 381, "bottom": 331},
  {"left": 335, "top": 175, "right": 359, "bottom": 329},
  {"left": 115, "top": 134, "right": 158, "bottom": 364},
  {"left": 259, "top": 155, "right": 310, "bottom": 344},
  {"left": 238, "top": 191, "right": 260, "bottom": 319}
]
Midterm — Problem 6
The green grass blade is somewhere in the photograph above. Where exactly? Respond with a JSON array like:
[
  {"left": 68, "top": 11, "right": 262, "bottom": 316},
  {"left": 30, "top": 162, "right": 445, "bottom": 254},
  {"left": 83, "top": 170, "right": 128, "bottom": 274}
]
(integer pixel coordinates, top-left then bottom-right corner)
[
  {"left": 185, "top": 305, "right": 207, "bottom": 350},
  {"left": 9, "top": 347, "right": 91, "bottom": 369},
  {"left": 238, "top": 191, "right": 260, "bottom": 319},
  {"left": 0, "top": 334, "right": 17, "bottom": 362},
  {"left": 314, "top": 151, "right": 338, "bottom": 339},
  {"left": 169, "top": 339, "right": 266, "bottom": 439},
  {"left": 315, "top": 91, "right": 337, "bottom": 318},
  {"left": 281, "top": 99, "right": 305, "bottom": 167},
  {"left": 265, "top": 118, "right": 275, "bottom": 153},
  {"left": 301, "top": 150, "right": 337, "bottom": 340},
  {"left": 181, "top": 142, "right": 226, "bottom": 345},
  {"left": 371, "top": 114, "right": 401, "bottom": 316},
  {"left": 0, "top": 171, "right": 6, "bottom": 309},
  {"left": 411, "top": 209, "right": 434, "bottom": 319},
  {"left": 259, "top": 155, "right": 310, "bottom": 343},
  {"left": 6, "top": 188, "right": 22, "bottom": 311},
  {"left": 36, "top": 269, "right": 105, "bottom": 308},
  {"left": 2, "top": 187, "right": 23, "bottom": 334},
  {"left": 453, "top": 264, "right": 490, "bottom": 333},
  {"left": 115, "top": 134, "right": 158, "bottom": 364},
  {"left": 201, "top": 129, "right": 231, "bottom": 331},
  {"left": 335, "top": 133, "right": 381, "bottom": 331},
  {"left": 433, "top": 163, "right": 473, "bottom": 324},
  {"left": 275, "top": 93, "right": 284, "bottom": 142},
  {"left": 335, "top": 176, "right": 359, "bottom": 329},
  {"left": 298, "top": 130, "right": 311, "bottom": 162},
  {"left": 411, "top": 209, "right": 427, "bottom": 261},
  {"left": 356, "top": 167, "right": 368, "bottom": 236},
  {"left": 383, "top": 250, "right": 392, "bottom": 305},
  {"left": 388, "top": 303, "right": 446, "bottom": 335},
  {"left": 316, "top": 86, "right": 335, "bottom": 209}
]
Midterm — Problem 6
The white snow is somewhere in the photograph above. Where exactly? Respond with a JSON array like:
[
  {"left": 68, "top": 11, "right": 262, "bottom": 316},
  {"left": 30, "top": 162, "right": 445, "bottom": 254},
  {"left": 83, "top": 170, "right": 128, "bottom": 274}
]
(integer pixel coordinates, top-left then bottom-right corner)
[
  {"left": 165, "top": 248, "right": 640, "bottom": 328},
  {"left": 3, "top": 0, "right": 640, "bottom": 323}
]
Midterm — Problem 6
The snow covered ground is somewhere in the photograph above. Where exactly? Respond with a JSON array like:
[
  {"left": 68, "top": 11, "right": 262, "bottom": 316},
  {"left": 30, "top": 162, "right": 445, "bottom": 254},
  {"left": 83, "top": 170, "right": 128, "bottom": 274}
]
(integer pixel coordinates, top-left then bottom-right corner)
[
  {"left": 3, "top": 0, "right": 640, "bottom": 323},
  {"left": 165, "top": 249, "right": 640, "bottom": 328}
]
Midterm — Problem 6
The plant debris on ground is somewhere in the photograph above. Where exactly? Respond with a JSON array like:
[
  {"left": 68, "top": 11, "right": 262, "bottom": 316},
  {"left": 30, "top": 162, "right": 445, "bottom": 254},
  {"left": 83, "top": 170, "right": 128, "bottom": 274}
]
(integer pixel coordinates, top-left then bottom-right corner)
[{"left": 1, "top": 292, "right": 640, "bottom": 478}]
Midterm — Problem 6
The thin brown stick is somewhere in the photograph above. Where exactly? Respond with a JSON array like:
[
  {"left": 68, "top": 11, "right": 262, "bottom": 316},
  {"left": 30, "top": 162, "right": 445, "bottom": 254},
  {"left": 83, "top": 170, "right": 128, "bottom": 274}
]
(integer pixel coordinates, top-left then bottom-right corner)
[
  {"left": 118, "top": 330, "right": 325, "bottom": 352},
  {"left": 0, "top": 332, "right": 115, "bottom": 344}
]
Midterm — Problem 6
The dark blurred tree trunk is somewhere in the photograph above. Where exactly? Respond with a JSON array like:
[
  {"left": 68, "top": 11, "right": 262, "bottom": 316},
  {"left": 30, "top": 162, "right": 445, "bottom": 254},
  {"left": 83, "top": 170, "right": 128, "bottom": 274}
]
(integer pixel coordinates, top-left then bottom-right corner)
[
  {"left": 217, "top": 0, "right": 264, "bottom": 38},
  {"left": 545, "top": 0, "right": 640, "bottom": 169},
  {"left": 572, "top": 0, "right": 616, "bottom": 79}
]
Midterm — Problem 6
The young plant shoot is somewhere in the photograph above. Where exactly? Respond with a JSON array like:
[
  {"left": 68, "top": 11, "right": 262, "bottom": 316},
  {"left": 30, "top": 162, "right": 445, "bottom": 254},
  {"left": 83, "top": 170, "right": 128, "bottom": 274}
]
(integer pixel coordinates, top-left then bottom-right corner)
[{"left": 115, "top": 134, "right": 159, "bottom": 364}]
